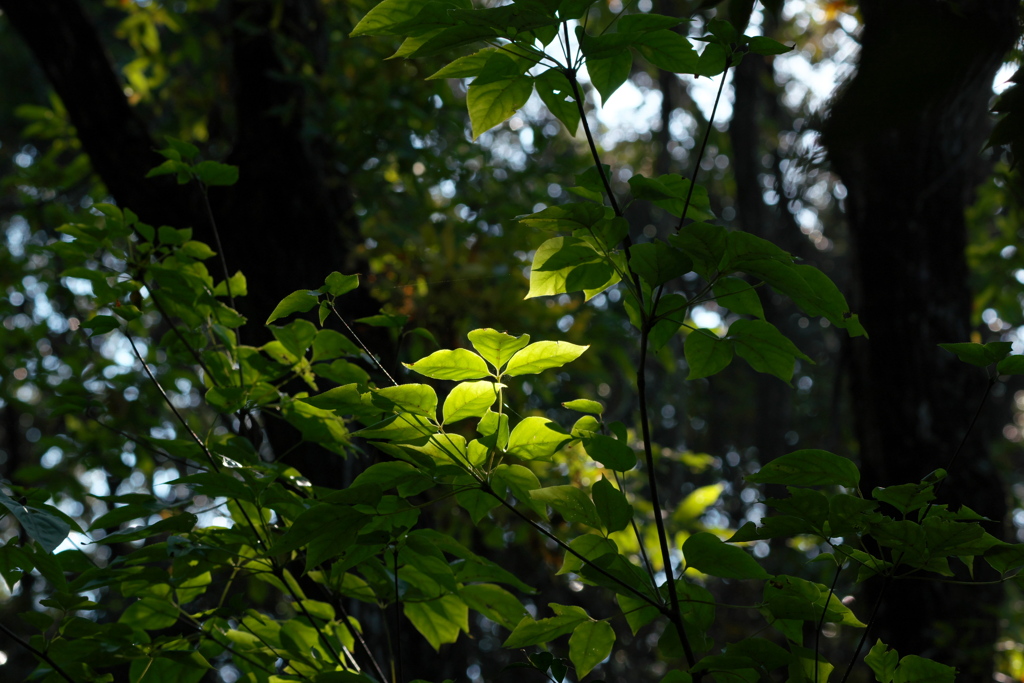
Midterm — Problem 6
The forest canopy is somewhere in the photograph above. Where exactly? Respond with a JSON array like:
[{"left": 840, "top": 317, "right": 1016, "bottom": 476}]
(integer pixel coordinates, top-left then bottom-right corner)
[{"left": 0, "top": 1, "right": 1023, "bottom": 682}]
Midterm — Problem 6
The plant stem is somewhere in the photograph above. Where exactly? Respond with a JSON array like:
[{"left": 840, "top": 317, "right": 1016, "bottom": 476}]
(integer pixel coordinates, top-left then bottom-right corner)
[
  {"left": 838, "top": 574, "right": 890, "bottom": 683},
  {"left": 482, "top": 483, "right": 664, "bottom": 611},
  {"left": 0, "top": 620, "right": 78, "bottom": 683},
  {"left": 676, "top": 57, "right": 731, "bottom": 232},
  {"left": 815, "top": 561, "right": 845, "bottom": 683},
  {"left": 567, "top": 71, "right": 621, "bottom": 217},
  {"left": 394, "top": 542, "right": 404, "bottom": 683},
  {"left": 637, "top": 326, "right": 697, "bottom": 669}
]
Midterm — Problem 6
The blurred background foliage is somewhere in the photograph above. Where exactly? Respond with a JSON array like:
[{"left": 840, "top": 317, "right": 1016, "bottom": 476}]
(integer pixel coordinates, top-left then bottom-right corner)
[{"left": 0, "top": 0, "right": 1022, "bottom": 680}]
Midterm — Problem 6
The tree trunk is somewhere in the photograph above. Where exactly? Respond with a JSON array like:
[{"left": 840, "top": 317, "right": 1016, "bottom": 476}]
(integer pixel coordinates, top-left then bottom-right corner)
[{"left": 822, "top": 1, "right": 1018, "bottom": 677}]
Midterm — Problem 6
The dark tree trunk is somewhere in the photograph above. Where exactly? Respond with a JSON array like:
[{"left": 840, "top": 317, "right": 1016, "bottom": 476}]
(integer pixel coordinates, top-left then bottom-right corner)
[{"left": 822, "top": 1, "right": 1018, "bottom": 677}]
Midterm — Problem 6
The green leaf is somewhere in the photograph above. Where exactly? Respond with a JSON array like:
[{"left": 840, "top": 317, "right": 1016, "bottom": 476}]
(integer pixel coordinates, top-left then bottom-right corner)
[
  {"left": 467, "top": 71, "right": 534, "bottom": 138},
  {"left": 558, "top": 534, "right": 617, "bottom": 575},
  {"left": 503, "top": 607, "right": 590, "bottom": 648},
  {"left": 374, "top": 384, "right": 438, "bottom": 418},
  {"left": 179, "top": 240, "right": 216, "bottom": 260},
  {"left": 893, "top": 655, "right": 956, "bottom": 683},
  {"left": 81, "top": 315, "right": 120, "bottom": 334},
  {"left": 530, "top": 486, "right": 602, "bottom": 529},
  {"left": 0, "top": 490, "right": 70, "bottom": 554},
  {"left": 712, "top": 276, "right": 764, "bottom": 318},
  {"left": 321, "top": 272, "right": 359, "bottom": 297},
  {"left": 517, "top": 202, "right": 606, "bottom": 233},
  {"left": 633, "top": 30, "right": 698, "bottom": 73},
  {"left": 592, "top": 478, "right": 633, "bottom": 533},
  {"left": 403, "top": 594, "right": 468, "bottom": 651},
  {"left": 628, "top": 241, "right": 693, "bottom": 286},
  {"left": 865, "top": 640, "right": 898, "bottom": 683},
  {"left": 162, "top": 136, "right": 200, "bottom": 161},
  {"left": 355, "top": 312, "right": 408, "bottom": 328},
  {"left": 629, "top": 173, "right": 714, "bottom": 221},
  {"left": 998, "top": 354, "right": 1024, "bottom": 375},
  {"left": 312, "top": 328, "right": 361, "bottom": 361},
  {"left": 669, "top": 222, "right": 727, "bottom": 280},
  {"left": 193, "top": 160, "right": 239, "bottom": 186},
  {"left": 569, "top": 620, "right": 615, "bottom": 679},
  {"left": 97, "top": 513, "right": 197, "bottom": 545},
  {"left": 493, "top": 464, "right": 547, "bottom": 517},
  {"left": 581, "top": 434, "right": 636, "bottom": 471},
  {"left": 478, "top": 410, "right": 510, "bottom": 450},
  {"left": 535, "top": 69, "right": 581, "bottom": 134},
  {"left": 351, "top": 0, "right": 439, "bottom": 36},
  {"left": 506, "top": 416, "right": 571, "bottom": 460},
  {"left": 586, "top": 50, "right": 632, "bottom": 104},
  {"left": 443, "top": 381, "right": 501, "bottom": 424},
  {"left": 458, "top": 584, "right": 528, "bottom": 630},
  {"left": 684, "top": 329, "right": 734, "bottom": 380},
  {"left": 271, "top": 319, "right": 318, "bottom": 359},
  {"left": 505, "top": 340, "right": 589, "bottom": 376},
  {"left": 427, "top": 48, "right": 497, "bottom": 80},
  {"left": 405, "top": 348, "right": 491, "bottom": 380},
  {"left": 120, "top": 596, "right": 179, "bottom": 630},
  {"left": 266, "top": 290, "right": 320, "bottom": 324},
  {"left": 683, "top": 532, "right": 769, "bottom": 579},
  {"left": 872, "top": 483, "right": 935, "bottom": 515},
  {"left": 467, "top": 328, "right": 531, "bottom": 369},
  {"left": 562, "top": 398, "right": 604, "bottom": 414},
  {"left": 352, "top": 412, "right": 437, "bottom": 441},
  {"left": 747, "top": 449, "right": 859, "bottom": 488},
  {"left": 729, "top": 318, "right": 811, "bottom": 384},
  {"left": 213, "top": 270, "right": 247, "bottom": 297},
  {"left": 618, "top": 13, "right": 683, "bottom": 32},
  {"left": 527, "top": 235, "right": 611, "bottom": 298},
  {"left": 747, "top": 36, "right": 793, "bottom": 56},
  {"left": 673, "top": 483, "right": 725, "bottom": 524},
  {"left": 695, "top": 42, "right": 728, "bottom": 77},
  {"left": 938, "top": 341, "right": 1011, "bottom": 367}
]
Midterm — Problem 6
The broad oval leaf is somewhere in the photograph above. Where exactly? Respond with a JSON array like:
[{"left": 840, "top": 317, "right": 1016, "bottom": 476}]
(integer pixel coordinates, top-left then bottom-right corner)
[
  {"left": 683, "top": 532, "right": 769, "bottom": 580},
  {"left": 684, "top": 329, "right": 734, "bottom": 380},
  {"left": 628, "top": 240, "right": 692, "bottom": 286},
  {"left": 405, "top": 348, "right": 491, "bottom": 380},
  {"left": 505, "top": 340, "right": 589, "bottom": 376},
  {"left": 468, "top": 74, "right": 534, "bottom": 139},
  {"left": 569, "top": 620, "right": 615, "bottom": 679},
  {"left": 747, "top": 449, "right": 860, "bottom": 488},
  {"left": 507, "top": 416, "right": 570, "bottom": 460},
  {"left": 712, "top": 276, "right": 764, "bottom": 319},
  {"left": 443, "top": 381, "right": 501, "bottom": 424},
  {"left": 530, "top": 485, "right": 602, "bottom": 529},
  {"left": 374, "top": 384, "right": 438, "bottom": 418},
  {"left": 729, "top": 318, "right": 811, "bottom": 384},
  {"left": 467, "top": 328, "right": 531, "bottom": 369},
  {"left": 562, "top": 398, "right": 604, "bottom": 414},
  {"left": 581, "top": 435, "right": 636, "bottom": 471},
  {"left": 266, "top": 290, "right": 320, "bottom": 324},
  {"left": 592, "top": 478, "right": 633, "bottom": 533}
]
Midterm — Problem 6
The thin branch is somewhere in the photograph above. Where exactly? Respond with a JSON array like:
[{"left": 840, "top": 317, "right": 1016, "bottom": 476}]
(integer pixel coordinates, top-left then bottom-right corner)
[
  {"left": 482, "top": 483, "right": 666, "bottom": 611},
  {"left": 676, "top": 57, "right": 732, "bottom": 232},
  {"left": 393, "top": 542, "right": 404, "bottom": 683},
  {"left": 566, "top": 71, "right": 621, "bottom": 217},
  {"left": 0, "top": 619, "right": 78, "bottom": 683},
  {"left": 815, "top": 561, "right": 845, "bottom": 683},
  {"left": 637, "top": 327, "right": 697, "bottom": 668},
  {"left": 330, "top": 303, "right": 398, "bottom": 386}
]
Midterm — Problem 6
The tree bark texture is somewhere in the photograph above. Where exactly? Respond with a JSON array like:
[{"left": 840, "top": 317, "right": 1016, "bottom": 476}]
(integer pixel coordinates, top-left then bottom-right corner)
[{"left": 822, "top": 1, "right": 1018, "bottom": 677}]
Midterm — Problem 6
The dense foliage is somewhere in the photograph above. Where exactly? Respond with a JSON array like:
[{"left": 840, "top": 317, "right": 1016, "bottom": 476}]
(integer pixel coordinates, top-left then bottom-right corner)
[{"left": 1, "top": 1, "right": 1023, "bottom": 682}]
